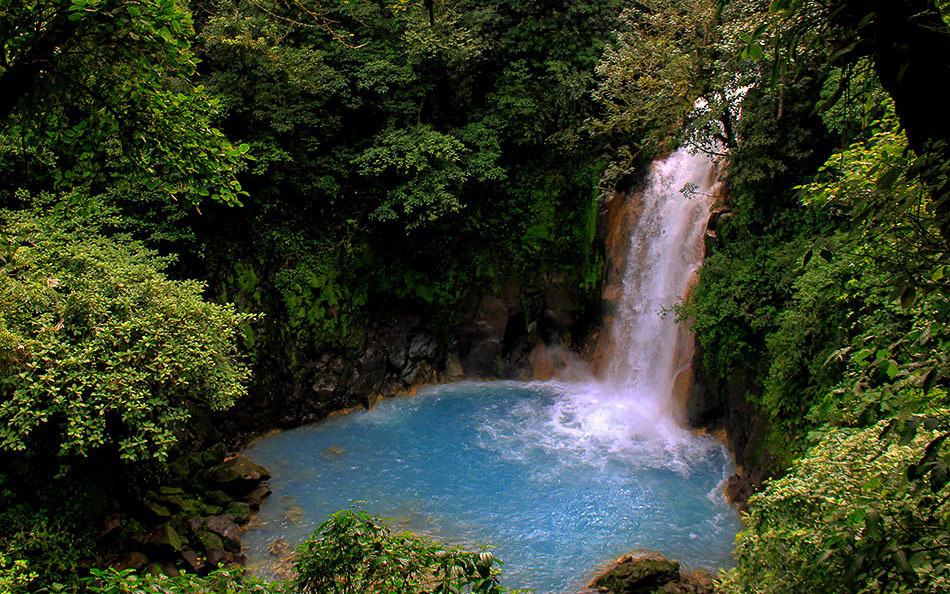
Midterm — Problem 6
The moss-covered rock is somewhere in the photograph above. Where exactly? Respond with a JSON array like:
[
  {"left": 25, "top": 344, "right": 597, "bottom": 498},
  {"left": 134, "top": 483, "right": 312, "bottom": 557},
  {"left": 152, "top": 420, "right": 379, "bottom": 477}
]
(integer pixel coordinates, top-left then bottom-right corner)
[
  {"left": 209, "top": 456, "right": 271, "bottom": 495},
  {"left": 142, "top": 524, "right": 185, "bottom": 554},
  {"left": 195, "top": 529, "right": 225, "bottom": 554},
  {"left": 227, "top": 501, "right": 252, "bottom": 524},
  {"left": 589, "top": 552, "right": 681, "bottom": 593}
]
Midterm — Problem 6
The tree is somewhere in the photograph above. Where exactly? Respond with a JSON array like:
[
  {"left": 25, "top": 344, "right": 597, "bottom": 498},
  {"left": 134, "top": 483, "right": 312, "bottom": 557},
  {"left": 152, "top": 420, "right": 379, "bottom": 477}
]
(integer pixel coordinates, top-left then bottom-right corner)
[
  {"left": 726, "top": 0, "right": 950, "bottom": 237},
  {"left": 0, "top": 197, "right": 254, "bottom": 463},
  {"left": 0, "top": 0, "right": 247, "bottom": 205},
  {"left": 593, "top": 0, "right": 717, "bottom": 165}
]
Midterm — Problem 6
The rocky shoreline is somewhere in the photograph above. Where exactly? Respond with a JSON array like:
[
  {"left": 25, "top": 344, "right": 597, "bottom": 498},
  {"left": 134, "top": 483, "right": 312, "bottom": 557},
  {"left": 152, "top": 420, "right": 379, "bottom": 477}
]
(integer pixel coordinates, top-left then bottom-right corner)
[{"left": 104, "top": 452, "right": 272, "bottom": 577}]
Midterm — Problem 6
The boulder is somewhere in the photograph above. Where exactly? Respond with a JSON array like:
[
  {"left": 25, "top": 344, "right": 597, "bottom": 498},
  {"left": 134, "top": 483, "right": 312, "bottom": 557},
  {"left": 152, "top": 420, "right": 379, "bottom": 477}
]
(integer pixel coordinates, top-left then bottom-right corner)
[
  {"left": 311, "top": 373, "right": 339, "bottom": 399},
  {"left": 588, "top": 552, "right": 681, "bottom": 594},
  {"left": 228, "top": 501, "right": 252, "bottom": 524},
  {"left": 268, "top": 538, "right": 290, "bottom": 557},
  {"left": 209, "top": 456, "right": 271, "bottom": 495},
  {"left": 246, "top": 483, "right": 272, "bottom": 510},
  {"left": 385, "top": 336, "right": 410, "bottom": 371},
  {"left": 207, "top": 549, "right": 236, "bottom": 568},
  {"left": 161, "top": 563, "right": 181, "bottom": 577},
  {"left": 112, "top": 551, "right": 149, "bottom": 571},
  {"left": 195, "top": 529, "right": 225, "bottom": 554},
  {"left": 180, "top": 549, "right": 204, "bottom": 572},
  {"left": 206, "top": 490, "right": 233, "bottom": 507},
  {"left": 142, "top": 524, "right": 185, "bottom": 554},
  {"left": 400, "top": 361, "right": 421, "bottom": 385},
  {"left": 205, "top": 514, "right": 242, "bottom": 552},
  {"left": 310, "top": 353, "right": 347, "bottom": 399},
  {"left": 142, "top": 499, "right": 173, "bottom": 522}
]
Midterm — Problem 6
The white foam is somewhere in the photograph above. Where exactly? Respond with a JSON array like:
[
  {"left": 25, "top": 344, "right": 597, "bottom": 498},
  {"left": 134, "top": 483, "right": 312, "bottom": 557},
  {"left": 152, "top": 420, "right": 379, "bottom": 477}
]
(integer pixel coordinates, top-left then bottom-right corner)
[{"left": 483, "top": 148, "right": 722, "bottom": 477}]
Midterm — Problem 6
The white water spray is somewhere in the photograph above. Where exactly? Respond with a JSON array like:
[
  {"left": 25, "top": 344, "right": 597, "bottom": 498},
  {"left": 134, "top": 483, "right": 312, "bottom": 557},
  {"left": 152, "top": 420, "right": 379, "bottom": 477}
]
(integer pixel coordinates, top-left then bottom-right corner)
[
  {"left": 603, "top": 147, "right": 720, "bottom": 421},
  {"left": 501, "top": 147, "right": 722, "bottom": 472}
]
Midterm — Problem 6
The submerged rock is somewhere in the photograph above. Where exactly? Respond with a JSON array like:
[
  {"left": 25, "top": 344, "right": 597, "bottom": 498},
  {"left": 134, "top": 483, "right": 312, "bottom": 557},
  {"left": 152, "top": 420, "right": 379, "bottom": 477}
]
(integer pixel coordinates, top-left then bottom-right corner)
[{"left": 586, "top": 551, "right": 714, "bottom": 594}]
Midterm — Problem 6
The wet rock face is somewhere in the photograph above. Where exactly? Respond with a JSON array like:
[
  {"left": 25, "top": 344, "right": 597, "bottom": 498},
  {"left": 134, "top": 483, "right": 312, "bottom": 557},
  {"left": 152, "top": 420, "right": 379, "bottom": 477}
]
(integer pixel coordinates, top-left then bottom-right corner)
[
  {"left": 585, "top": 551, "right": 714, "bottom": 594},
  {"left": 460, "top": 296, "right": 509, "bottom": 377},
  {"left": 457, "top": 279, "right": 593, "bottom": 379},
  {"left": 219, "top": 271, "right": 595, "bottom": 445},
  {"left": 686, "top": 358, "right": 780, "bottom": 509}
]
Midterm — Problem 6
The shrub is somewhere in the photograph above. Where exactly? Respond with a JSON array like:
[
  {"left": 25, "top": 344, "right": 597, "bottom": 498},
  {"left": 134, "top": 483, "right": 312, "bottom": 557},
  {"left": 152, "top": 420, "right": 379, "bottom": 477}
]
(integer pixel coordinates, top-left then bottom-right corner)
[
  {"left": 82, "top": 567, "right": 283, "bottom": 594},
  {"left": 294, "top": 509, "right": 505, "bottom": 593},
  {"left": 719, "top": 422, "right": 950, "bottom": 593},
  {"left": 0, "top": 198, "right": 255, "bottom": 463}
]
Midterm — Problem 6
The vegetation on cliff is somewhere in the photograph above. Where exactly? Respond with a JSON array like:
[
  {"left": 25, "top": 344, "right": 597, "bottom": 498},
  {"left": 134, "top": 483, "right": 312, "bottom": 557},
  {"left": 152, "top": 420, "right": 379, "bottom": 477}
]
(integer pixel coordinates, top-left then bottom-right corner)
[{"left": 614, "top": 0, "right": 950, "bottom": 591}]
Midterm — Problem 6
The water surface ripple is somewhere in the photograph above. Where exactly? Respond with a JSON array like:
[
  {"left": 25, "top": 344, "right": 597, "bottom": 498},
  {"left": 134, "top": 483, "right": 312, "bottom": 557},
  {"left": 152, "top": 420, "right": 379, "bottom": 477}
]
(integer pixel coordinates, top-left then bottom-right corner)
[{"left": 243, "top": 381, "right": 740, "bottom": 593}]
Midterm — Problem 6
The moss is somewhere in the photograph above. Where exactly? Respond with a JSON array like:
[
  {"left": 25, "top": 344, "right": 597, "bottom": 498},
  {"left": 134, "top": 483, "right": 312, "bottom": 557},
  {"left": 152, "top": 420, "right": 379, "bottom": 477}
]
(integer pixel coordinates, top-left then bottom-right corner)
[{"left": 593, "top": 556, "right": 681, "bottom": 593}]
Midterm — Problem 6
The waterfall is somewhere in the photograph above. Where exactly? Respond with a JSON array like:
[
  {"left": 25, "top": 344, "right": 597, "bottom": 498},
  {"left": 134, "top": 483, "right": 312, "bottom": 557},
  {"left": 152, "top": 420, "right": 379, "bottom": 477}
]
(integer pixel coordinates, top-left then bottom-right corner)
[
  {"left": 242, "top": 148, "right": 739, "bottom": 591},
  {"left": 604, "top": 148, "right": 719, "bottom": 414},
  {"left": 523, "top": 146, "right": 721, "bottom": 471}
]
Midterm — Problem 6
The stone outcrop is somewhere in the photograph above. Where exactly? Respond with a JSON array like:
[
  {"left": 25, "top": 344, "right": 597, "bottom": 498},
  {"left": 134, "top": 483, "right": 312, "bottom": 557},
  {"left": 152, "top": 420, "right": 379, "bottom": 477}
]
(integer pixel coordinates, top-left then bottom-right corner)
[
  {"left": 220, "top": 266, "right": 599, "bottom": 443},
  {"left": 584, "top": 551, "right": 714, "bottom": 594}
]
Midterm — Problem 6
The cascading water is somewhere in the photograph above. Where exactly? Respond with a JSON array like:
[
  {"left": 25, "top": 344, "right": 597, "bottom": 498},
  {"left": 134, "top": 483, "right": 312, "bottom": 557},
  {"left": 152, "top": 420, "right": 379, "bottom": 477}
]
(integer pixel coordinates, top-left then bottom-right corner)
[
  {"left": 606, "top": 148, "right": 717, "bottom": 396},
  {"left": 533, "top": 146, "right": 722, "bottom": 472},
  {"left": 241, "top": 147, "right": 738, "bottom": 593}
]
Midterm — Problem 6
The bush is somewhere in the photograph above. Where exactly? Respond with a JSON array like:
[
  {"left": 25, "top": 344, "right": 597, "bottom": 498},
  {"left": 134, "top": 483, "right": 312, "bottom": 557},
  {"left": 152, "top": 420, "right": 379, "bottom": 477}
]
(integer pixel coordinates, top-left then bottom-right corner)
[
  {"left": 294, "top": 509, "right": 505, "bottom": 593},
  {"left": 0, "top": 198, "right": 255, "bottom": 463},
  {"left": 81, "top": 567, "right": 283, "bottom": 594},
  {"left": 720, "top": 422, "right": 950, "bottom": 593}
]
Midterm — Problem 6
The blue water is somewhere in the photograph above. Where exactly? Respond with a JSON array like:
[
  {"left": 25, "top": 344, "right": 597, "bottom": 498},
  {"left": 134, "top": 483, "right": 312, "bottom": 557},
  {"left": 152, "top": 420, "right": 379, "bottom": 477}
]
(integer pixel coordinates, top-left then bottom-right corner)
[{"left": 242, "top": 381, "right": 739, "bottom": 593}]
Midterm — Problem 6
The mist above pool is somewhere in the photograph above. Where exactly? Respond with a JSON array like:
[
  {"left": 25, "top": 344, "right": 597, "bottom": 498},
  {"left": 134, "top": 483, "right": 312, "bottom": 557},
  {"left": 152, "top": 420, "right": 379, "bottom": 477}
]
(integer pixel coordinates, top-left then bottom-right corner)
[{"left": 242, "top": 381, "right": 739, "bottom": 592}]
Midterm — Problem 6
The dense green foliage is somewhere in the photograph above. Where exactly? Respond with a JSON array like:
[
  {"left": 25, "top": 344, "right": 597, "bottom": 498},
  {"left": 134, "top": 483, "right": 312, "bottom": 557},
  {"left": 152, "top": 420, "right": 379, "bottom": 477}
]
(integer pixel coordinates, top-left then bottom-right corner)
[
  {"left": 196, "top": 0, "right": 619, "bottom": 357},
  {"left": 0, "top": 200, "right": 253, "bottom": 463},
  {"left": 295, "top": 509, "right": 504, "bottom": 593},
  {"left": 81, "top": 567, "right": 280, "bottom": 594},
  {"left": 0, "top": 0, "right": 248, "bottom": 205},
  {"left": 2, "top": 0, "right": 950, "bottom": 591},
  {"left": 720, "top": 423, "right": 950, "bottom": 593}
]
